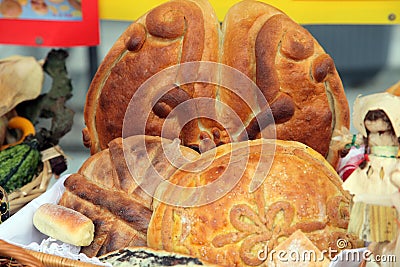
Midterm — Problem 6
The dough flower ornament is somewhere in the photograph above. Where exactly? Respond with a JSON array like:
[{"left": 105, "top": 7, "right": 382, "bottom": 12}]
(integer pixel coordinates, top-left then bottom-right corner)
[
  {"left": 211, "top": 200, "right": 318, "bottom": 265},
  {"left": 211, "top": 192, "right": 349, "bottom": 265}
]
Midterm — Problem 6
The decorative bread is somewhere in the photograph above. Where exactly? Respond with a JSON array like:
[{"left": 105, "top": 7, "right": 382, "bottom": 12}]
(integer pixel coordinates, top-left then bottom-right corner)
[
  {"left": 33, "top": 203, "right": 94, "bottom": 246},
  {"left": 58, "top": 135, "right": 199, "bottom": 257},
  {"left": 147, "top": 139, "right": 362, "bottom": 266},
  {"left": 82, "top": 0, "right": 349, "bottom": 167},
  {"left": 83, "top": 0, "right": 220, "bottom": 155},
  {"left": 99, "top": 246, "right": 221, "bottom": 267}
]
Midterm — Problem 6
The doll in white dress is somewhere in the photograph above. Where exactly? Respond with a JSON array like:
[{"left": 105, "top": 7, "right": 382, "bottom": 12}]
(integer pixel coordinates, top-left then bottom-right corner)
[{"left": 342, "top": 92, "right": 400, "bottom": 243}]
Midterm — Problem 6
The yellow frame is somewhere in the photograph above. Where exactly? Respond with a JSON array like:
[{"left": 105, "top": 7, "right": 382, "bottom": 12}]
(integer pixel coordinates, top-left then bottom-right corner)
[{"left": 99, "top": 0, "right": 400, "bottom": 24}]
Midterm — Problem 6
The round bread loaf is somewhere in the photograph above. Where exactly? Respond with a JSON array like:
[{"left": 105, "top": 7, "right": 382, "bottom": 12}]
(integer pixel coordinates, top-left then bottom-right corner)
[
  {"left": 82, "top": 0, "right": 349, "bottom": 168},
  {"left": 147, "top": 139, "right": 363, "bottom": 266},
  {"left": 33, "top": 203, "right": 94, "bottom": 246}
]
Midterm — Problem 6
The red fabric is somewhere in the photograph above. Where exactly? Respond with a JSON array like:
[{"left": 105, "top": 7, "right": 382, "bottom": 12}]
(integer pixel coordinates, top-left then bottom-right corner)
[{"left": 341, "top": 153, "right": 369, "bottom": 182}]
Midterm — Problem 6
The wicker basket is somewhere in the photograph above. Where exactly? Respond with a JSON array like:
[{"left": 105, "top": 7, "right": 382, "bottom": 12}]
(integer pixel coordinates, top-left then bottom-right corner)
[
  {"left": 7, "top": 145, "right": 65, "bottom": 215},
  {"left": 0, "top": 239, "right": 102, "bottom": 267}
]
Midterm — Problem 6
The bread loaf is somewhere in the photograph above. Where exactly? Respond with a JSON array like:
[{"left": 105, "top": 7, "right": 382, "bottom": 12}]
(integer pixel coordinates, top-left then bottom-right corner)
[
  {"left": 33, "top": 203, "right": 94, "bottom": 246},
  {"left": 58, "top": 135, "right": 199, "bottom": 257},
  {"left": 147, "top": 139, "right": 363, "bottom": 266},
  {"left": 82, "top": 0, "right": 349, "bottom": 167}
]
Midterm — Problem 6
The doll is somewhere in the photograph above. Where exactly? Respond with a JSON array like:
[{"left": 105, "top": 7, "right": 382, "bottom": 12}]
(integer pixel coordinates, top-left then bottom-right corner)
[{"left": 342, "top": 92, "right": 400, "bottom": 243}]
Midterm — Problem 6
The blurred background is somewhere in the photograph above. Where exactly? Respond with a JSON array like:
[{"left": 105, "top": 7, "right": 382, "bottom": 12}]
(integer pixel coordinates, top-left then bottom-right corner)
[{"left": 0, "top": 21, "right": 399, "bottom": 174}]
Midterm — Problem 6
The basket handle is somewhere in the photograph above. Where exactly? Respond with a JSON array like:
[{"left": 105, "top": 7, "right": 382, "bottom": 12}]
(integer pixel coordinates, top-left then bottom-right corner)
[
  {"left": 0, "top": 239, "right": 103, "bottom": 267},
  {"left": 0, "top": 239, "right": 44, "bottom": 267}
]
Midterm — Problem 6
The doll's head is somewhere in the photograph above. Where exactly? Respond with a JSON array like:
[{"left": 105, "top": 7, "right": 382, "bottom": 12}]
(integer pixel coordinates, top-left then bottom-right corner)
[
  {"left": 353, "top": 92, "right": 400, "bottom": 151},
  {"left": 364, "top": 109, "right": 399, "bottom": 148}
]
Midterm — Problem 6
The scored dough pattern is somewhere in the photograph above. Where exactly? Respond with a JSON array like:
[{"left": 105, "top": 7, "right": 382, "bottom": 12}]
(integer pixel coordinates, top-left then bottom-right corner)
[{"left": 211, "top": 191, "right": 352, "bottom": 265}]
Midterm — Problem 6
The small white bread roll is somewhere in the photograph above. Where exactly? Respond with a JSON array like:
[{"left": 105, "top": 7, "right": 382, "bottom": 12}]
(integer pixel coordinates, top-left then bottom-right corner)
[{"left": 33, "top": 203, "right": 94, "bottom": 246}]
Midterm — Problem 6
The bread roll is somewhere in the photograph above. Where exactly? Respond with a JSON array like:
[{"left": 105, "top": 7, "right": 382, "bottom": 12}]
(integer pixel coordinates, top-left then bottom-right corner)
[{"left": 33, "top": 203, "right": 94, "bottom": 246}]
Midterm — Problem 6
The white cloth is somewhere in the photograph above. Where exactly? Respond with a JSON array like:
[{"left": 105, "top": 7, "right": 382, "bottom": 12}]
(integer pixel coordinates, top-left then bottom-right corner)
[
  {"left": 0, "top": 174, "right": 111, "bottom": 266},
  {"left": 343, "top": 155, "right": 399, "bottom": 204},
  {"left": 0, "top": 175, "right": 68, "bottom": 245}
]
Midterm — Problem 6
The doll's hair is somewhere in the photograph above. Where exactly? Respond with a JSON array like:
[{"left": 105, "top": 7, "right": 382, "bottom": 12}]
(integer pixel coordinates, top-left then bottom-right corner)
[
  {"left": 359, "top": 109, "right": 399, "bottom": 169},
  {"left": 364, "top": 109, "right": 391, "bottom": 127}
]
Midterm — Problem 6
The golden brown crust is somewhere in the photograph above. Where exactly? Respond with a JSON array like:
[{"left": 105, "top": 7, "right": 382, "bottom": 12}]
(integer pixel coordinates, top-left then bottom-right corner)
[
  {"left": 78, "top": 149, "right": 120, "bottom": 189},
  {"left": 83, "top": 0, "right": 349, "bottom": 166},
  {"left": 59, "top": 135, "right": 200, "bottom": 257},
  {"left": 147, "top": 139, "right": 362, "bottom": 266},
  {"left": 84, "top": 0, "right": 220, "bottom": 155},
  {"left": 220, "top": 1, "right": 348, "bottom": 167},
  {"left": 59, "top": 173, "right": 150, "bottom": 257},
  {"left": 64, "top": 173, "right": 152, "bottom": 233}
]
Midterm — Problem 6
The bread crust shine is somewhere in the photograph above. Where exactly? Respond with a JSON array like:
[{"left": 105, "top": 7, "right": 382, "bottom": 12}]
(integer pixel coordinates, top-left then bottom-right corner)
[
  {"left": 147, "top": 139, "right": 363, "bottom": 266},
  {"left": 82, "top": 0, "right": 349, "bottom": 168}
]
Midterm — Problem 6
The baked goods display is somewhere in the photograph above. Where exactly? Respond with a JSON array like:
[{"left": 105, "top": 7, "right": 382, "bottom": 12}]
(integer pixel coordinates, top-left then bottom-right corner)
[
  {"left": 4, "top": 0, "right": 388, "bottom": 266},
  {"left": 58, "top": 136, "right": 363, "bottom": 265},
  {"left": 82, "top": 0, "right": 349, "bottom": 168},
  {"left": 33, "top": 203, "right": 94, "bottom": 246}
]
